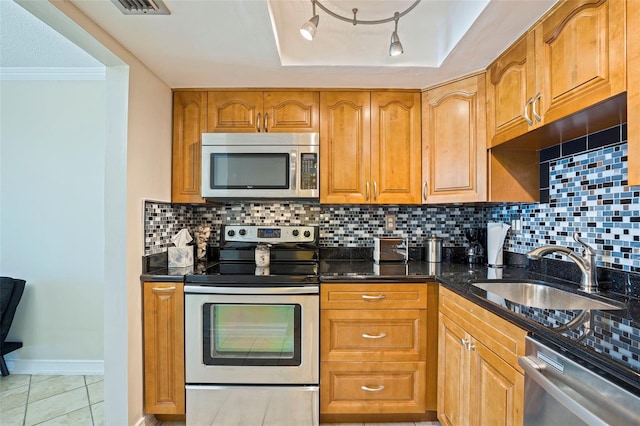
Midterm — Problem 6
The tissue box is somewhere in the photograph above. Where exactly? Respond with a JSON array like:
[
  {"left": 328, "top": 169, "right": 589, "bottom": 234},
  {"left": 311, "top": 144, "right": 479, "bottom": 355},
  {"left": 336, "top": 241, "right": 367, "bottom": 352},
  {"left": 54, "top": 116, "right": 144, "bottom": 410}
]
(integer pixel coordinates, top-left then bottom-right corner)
[{"left": 168, "top": 246, "right": 194, "bottom": 267}]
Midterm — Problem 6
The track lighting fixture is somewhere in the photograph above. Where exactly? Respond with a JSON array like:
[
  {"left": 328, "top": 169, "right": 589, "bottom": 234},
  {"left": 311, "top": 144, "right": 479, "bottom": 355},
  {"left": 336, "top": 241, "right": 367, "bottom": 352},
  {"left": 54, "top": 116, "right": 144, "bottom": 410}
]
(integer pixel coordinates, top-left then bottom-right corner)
[{"left": 300, "top": 0, "right": 420, "bottom": 56}]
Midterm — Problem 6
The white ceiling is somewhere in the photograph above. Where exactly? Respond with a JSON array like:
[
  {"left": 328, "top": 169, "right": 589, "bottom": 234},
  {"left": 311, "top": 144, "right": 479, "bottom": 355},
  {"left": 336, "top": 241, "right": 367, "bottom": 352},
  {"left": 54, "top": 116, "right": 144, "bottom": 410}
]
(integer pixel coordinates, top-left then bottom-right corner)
[{"left": 3, "top": 0, "right": 558, "bottom": 89}]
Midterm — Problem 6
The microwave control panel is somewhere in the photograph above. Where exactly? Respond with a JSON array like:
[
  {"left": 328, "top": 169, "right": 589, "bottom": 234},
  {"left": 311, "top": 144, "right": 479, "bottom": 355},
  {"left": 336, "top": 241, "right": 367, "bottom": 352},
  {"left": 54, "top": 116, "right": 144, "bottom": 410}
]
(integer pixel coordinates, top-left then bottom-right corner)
[{"left": 300, "top": 153, "right": 318, "bottom": 190}]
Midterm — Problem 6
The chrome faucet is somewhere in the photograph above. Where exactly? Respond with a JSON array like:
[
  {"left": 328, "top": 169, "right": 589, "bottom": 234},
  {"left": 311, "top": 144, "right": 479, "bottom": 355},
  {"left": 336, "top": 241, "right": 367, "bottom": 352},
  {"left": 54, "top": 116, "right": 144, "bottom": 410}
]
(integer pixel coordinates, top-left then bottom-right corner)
[{"left": 526, "top": 233, "right": 599, "bottom": 293}]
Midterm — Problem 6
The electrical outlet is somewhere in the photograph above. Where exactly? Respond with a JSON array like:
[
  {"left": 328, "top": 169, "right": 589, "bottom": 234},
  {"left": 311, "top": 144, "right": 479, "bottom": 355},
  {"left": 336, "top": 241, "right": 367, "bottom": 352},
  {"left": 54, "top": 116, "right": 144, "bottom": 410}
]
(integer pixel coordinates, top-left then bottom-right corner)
[{"left": 385, "top": 214, "right": 396, "bottom": 231}]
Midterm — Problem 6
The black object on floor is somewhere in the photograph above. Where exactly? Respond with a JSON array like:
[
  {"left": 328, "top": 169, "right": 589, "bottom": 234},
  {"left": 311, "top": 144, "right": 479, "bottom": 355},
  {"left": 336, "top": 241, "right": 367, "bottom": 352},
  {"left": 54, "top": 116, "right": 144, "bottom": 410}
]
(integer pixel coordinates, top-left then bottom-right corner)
[{"left": 1, "top": 276, "right": 26, "bottom": 376}]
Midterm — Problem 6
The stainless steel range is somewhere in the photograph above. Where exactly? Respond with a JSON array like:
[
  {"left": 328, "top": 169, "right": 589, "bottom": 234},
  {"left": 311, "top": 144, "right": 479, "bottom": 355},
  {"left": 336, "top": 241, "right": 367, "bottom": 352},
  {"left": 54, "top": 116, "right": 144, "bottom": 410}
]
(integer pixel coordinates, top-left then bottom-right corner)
[{"left": 184, "top": 225, "right": 320, "bottom": 426}]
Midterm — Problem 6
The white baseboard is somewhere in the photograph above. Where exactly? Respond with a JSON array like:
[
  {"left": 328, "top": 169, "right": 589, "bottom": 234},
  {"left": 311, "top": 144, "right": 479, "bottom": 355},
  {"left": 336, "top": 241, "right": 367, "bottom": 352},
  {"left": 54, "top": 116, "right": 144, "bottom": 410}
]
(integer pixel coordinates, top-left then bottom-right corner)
[{"left": 4, "top": 358, "right": 104, "bottom": 375}]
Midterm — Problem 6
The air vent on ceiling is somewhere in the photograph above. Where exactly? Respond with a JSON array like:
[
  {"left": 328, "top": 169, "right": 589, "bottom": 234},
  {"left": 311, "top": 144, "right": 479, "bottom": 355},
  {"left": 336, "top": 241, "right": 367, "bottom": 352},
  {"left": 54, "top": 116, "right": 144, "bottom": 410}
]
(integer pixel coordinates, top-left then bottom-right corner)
[{"left": 112, "top": 0, "right": 170, "bottom": 15}]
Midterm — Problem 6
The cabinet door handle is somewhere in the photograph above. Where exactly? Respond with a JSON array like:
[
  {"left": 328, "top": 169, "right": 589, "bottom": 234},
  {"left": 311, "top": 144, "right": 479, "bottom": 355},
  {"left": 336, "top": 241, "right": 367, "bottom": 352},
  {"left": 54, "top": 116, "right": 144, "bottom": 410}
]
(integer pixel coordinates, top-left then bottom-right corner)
[
  {"left": 264, "top": 113, "right": 269, "bottom": 132},
  {"left": 361, "top": 294, "right": 386, "bottom": 300},
  {"left": 365, "top": 181, "right": 370, "bottom": 201},
  {"left": 523, "top": 97, "right": 533, "bottom": 126},
  {"left": 152, "top": 286, "right": 176, "bottom": 291},
  {"left": 361, "top": 385, "right": 385, "bottom": 392},
  {"left": 256, "top": 112, "right": 262, "bottom": 132},
  {"left": 362, "top": 333, "right": 387, "bottom": 339},
  {"left": 532, "top": 92, "right": 542, "bottom": 122},
  {"left": 468, "top": 343, "right": 476, "bottom": 351},
  {"left": 373, "top": 181, "right": 378, "bottom": 201},
  {"left": 423, "top": 181, "right": 428, "bottom": 201}
]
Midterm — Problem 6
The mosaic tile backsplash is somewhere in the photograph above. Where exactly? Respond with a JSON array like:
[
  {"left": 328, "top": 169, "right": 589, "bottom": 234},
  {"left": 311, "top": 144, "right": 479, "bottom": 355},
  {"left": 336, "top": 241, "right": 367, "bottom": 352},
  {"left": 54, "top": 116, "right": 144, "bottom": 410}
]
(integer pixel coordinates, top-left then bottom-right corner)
[
  {"left": 144, "top": 123, "right": 638, "bottom": 272},
  {"left": 490, "top": 124, "right": 639, "bottom": 273}
]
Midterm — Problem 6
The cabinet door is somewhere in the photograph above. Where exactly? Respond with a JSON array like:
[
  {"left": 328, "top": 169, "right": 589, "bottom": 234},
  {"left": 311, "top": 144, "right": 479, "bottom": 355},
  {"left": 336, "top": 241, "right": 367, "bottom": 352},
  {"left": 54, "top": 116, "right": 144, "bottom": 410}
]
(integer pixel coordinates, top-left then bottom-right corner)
[
  {"left": 263, "top": 91, "right": 319, "bottom": 132},
  {"left": 437, "top": 314, "right": 469, "bottom": 426},
  {"left": 371, "top": 92, "right": 422, "bottom": 204},
  {"left": 320, "top": 91, "right": 371, "bottom": 204},
  {"left": 535, "top": 0, "right": 625, "bottom": 124},
  {"left": 172, "top": 91, "right": 207, "bottom": 203},
  {"left": 469, "top": 339, "right": 524, "bottom": 426},
  {"left": 422, "top": 75, "right": 487, "bottom": 203},
  {"left": 321, "top": 309, "right": 427, "bottom": 362},
  {"left": 143, "top": 282, "right": 185, "bottom": 414},
  {"left": 486, "top": 34, "right": 537, "bottom": 148},
  {"left": 207, "top": 91, "right": 263, "bottom": 132}
]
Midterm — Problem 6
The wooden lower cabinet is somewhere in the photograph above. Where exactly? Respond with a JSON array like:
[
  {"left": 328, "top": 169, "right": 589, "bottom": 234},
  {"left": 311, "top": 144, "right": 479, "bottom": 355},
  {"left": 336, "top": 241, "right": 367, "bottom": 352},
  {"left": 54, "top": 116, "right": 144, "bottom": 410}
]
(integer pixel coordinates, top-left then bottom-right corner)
[
  {"left": 320, "top": 283, "right": 437, "bottom": 421},
  {"left": 438, "top": 287, "right": 526, "bottom": 426},
  {"left": 143, "top": 282, "right": 185, "bottom": 415}
]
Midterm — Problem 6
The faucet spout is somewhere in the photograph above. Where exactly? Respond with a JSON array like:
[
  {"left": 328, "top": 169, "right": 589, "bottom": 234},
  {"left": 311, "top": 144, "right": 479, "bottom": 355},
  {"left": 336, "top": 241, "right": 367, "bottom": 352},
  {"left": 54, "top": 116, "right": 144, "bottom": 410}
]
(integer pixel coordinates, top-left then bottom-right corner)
[{"left": 526, "top": 233, "right": 599, "bottom": 293}]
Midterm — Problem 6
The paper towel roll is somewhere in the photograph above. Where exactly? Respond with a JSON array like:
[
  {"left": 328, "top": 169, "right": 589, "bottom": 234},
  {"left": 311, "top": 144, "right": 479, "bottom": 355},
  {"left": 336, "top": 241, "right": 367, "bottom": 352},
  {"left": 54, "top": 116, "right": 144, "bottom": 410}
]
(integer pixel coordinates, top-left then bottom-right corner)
[{"left": 487, "top": 222, "right": 510, "bottom": 267}]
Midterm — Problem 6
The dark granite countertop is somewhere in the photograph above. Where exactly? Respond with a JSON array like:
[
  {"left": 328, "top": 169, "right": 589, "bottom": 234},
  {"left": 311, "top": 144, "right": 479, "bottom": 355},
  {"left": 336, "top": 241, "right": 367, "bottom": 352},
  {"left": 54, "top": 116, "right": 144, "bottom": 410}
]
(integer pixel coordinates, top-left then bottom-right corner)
[{"left": 141, "top": 253, "right": 640, "bottom": 395}]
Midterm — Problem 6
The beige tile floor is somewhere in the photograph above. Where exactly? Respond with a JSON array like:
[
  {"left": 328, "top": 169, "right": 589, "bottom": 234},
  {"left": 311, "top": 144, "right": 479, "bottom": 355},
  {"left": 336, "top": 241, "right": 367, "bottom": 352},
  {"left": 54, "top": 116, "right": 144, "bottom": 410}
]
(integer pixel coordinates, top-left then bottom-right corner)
[
  {"left": 1, "top": 375, "right": 437, "bottom": 426},
  {"left": 0, "top": 375, "right": 103, "bottom": 426}
]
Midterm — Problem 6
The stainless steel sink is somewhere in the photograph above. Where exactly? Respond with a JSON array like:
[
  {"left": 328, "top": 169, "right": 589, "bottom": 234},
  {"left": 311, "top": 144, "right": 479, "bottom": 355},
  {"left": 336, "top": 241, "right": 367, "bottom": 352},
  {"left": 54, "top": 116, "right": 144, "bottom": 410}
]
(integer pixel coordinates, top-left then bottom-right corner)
[{"left": 472, "top": 281, "right": 624, "bottom": 310}]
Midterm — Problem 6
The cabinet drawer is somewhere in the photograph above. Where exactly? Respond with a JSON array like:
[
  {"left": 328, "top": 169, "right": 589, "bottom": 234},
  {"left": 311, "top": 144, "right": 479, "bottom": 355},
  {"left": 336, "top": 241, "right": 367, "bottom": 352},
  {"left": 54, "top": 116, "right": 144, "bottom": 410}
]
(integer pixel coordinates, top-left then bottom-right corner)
[
  {"left": 320, "top": 361, "right": 427, "bottom": 414},
  {"left": 321, "top": 283, "right": 428, "bottom": 309},
  {"left": 321, "top": 309, "right": 426, "bottom": 362}
]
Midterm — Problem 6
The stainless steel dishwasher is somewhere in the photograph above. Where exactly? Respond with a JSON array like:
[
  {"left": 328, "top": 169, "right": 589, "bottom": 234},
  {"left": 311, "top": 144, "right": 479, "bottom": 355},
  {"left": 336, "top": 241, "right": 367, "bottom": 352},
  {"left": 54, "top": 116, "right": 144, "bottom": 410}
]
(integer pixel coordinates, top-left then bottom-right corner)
[{"left": 518, "top": 336, "right": 640, "bottom": 425}]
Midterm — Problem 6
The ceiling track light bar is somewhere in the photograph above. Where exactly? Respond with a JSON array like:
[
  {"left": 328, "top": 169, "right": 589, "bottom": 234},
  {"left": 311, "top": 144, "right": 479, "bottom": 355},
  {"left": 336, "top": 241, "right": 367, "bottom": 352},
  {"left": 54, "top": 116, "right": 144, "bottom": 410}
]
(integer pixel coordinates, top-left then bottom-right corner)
[
  {"left": 300, "top": 0, "right": 420, "bottom": 56},
  {"left": 313, "top": 0, "right": 421, "bottom": 26}
]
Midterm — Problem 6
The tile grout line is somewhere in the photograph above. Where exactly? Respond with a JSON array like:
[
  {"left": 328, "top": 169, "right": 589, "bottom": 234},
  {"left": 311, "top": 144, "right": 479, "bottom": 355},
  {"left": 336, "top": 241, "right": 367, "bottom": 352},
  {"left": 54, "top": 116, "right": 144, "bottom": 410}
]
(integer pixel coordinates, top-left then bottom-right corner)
[
  {"left": 21, "top": 375, "right": 32, "bottom": 426},
  {"left": 84, "top": 375, "right": 96, "bottom": 426}
]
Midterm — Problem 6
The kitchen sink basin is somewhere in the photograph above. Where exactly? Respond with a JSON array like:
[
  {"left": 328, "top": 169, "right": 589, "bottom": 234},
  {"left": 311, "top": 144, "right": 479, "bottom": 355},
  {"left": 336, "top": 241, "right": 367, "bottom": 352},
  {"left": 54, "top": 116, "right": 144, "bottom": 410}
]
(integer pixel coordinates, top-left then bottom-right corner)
[{"left": 472, "top": 281, "right": 625, "bottom": 311}]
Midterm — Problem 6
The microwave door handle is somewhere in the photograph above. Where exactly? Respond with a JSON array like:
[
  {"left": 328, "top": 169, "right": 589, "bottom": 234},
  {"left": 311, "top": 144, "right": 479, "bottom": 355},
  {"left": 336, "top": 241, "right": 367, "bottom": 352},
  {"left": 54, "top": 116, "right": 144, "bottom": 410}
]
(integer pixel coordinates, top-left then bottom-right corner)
[{"left": 290, "top": 151, "right": 297, "bottom": 190}]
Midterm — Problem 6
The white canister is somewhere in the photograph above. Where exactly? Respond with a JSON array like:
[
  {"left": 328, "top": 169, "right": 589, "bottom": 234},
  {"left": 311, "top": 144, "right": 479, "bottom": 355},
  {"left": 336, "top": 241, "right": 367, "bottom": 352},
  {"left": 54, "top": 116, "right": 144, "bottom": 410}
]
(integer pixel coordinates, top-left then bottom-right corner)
[{"left": 255, "top": 244, "right": 270, "bottom": 267}]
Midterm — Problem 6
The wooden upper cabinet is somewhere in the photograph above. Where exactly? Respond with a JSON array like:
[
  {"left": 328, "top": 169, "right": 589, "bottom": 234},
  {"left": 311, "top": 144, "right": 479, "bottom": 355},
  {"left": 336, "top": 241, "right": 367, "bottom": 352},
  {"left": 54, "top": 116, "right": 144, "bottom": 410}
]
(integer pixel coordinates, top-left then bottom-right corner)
[
  {"left": 487, "top": 0, "right": 625, "bottom": 149},
  {"left": 320, "top": 91, "right": 421, "bottom": 204},
  {"left": 535, "top": 0, "right": 625, "bottom": 124},
  {"left": 487, "top": 34, "right": 536, "bottom": 148},
  {"left": 320, "top": 91, "right": 371, "bottom": 204},
  {"left": 371, "top": 92, "right": 422, "bottom": 204},
  {"left": 172, "top": 91, "right": 207, "bottom": 203},
  {"left": 422, "top": 74, "right": 487, "bottom": 203},
  {"left": 207, "top": 91, "right": 319, "bottom": 133}
]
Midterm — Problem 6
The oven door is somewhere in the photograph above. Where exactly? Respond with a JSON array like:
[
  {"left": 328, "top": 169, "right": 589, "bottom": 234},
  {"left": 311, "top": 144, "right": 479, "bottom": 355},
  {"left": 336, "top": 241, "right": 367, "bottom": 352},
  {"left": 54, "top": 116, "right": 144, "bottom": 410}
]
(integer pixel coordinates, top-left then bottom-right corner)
[{"left": 184, "top": 285, "right": 319, "bottom": 385}]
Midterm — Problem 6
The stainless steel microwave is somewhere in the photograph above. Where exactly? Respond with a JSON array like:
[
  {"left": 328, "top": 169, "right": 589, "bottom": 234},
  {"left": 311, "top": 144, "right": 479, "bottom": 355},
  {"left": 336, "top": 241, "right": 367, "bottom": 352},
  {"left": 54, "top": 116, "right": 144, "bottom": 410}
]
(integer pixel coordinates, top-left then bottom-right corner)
[{"left": 201, "top": 133, "right": 319, "bottom": 200}]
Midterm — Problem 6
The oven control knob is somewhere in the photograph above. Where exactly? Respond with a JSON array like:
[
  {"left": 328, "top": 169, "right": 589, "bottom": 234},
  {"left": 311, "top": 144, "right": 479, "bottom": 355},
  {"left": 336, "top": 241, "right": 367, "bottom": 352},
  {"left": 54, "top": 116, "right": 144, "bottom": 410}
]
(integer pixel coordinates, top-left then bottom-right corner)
[
  {"left": 292, "top": 229, "right": 299, "bottom": 237},
  {"left": 227, "top": 230, "right": 235, "bottom": 237},
  {"left": 239, "top": 229, "right": 246, "bottom": 236},
  {"left": 304, "top": 230, "right": 311, "bottom": 238}
]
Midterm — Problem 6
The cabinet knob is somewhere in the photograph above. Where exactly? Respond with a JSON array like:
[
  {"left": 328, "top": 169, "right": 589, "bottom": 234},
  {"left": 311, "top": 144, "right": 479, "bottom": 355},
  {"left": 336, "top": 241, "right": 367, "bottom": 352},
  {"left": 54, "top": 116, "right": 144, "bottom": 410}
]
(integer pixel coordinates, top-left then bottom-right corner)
[
  {"left": 361, "top": 385, "right": 385, "bottom": 392},
  {"left": 361, "top": 294, "right": 386, "bottom": 300},
  {"left": 523, "top": 97, "right": 534, "bottom": 126},
  {"left": 362, "top": 333, "right": 387, "bottom": 339}
]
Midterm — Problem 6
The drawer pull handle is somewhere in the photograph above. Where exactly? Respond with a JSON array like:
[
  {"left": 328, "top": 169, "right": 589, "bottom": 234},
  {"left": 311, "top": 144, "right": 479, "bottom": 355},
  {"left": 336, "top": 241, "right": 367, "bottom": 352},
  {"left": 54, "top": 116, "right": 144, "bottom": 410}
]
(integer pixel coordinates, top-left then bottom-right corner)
[
  {"left": 153, "top": 286, "right": 176, "bottom": 291},
  {"left": 362, "top": 333, "right": 386, "bottom": 339},
  {"left": 361, "top": 385, "right": 385, "bottom": 392},
  {"left": 361, "top": 294, "right": 386, "bottom": 300}
]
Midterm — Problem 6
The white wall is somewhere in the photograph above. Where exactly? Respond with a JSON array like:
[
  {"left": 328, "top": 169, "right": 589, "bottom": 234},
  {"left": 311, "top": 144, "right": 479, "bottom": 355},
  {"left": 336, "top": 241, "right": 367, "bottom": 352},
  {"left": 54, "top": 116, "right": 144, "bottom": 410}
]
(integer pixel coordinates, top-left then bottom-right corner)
[
  {"left": 7, "top": 1, "right": 173, "bottom": 424},
  {"left": 0, "top": 79, "right": 105, "bottom": 370}
]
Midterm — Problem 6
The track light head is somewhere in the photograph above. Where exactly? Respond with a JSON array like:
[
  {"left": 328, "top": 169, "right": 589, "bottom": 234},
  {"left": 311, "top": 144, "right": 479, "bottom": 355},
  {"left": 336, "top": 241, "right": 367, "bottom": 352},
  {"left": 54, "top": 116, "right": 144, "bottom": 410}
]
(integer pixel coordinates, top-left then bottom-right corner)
[
  {"left": 389, "top": 31, "right": 404, "bottom": 56},
  {"left": 300, "top": 14, "right": 319, "bottom": 40},
  {"left": 389, "top": 12, "right": 403, "bottom": 56}
]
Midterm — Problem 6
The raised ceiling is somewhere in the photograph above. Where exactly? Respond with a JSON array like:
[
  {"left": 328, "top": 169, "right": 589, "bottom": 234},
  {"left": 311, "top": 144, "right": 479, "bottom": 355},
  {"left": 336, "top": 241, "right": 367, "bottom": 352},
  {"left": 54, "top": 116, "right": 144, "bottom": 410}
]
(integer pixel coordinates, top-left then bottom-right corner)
[{"left": 15, "top": 0, "right": 558, "bottom": 89}]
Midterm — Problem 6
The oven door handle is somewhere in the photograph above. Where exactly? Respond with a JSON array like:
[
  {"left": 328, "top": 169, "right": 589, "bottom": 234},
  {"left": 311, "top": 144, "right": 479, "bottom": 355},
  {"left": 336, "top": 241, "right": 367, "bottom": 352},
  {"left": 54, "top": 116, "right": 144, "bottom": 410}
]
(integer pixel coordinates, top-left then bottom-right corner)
[{"left": 184, "top": 285, "right": 319, "bottom": 295}]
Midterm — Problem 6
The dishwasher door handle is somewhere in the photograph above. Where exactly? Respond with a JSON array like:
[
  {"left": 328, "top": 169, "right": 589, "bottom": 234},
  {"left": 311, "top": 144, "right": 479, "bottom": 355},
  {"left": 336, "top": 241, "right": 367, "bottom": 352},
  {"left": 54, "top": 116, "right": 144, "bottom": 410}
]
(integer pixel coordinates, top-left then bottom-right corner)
[{"left": 518, "top": 356, "right": 608, "bottom": 426}]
